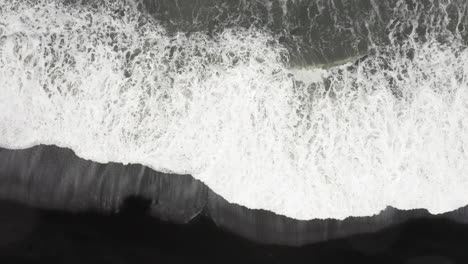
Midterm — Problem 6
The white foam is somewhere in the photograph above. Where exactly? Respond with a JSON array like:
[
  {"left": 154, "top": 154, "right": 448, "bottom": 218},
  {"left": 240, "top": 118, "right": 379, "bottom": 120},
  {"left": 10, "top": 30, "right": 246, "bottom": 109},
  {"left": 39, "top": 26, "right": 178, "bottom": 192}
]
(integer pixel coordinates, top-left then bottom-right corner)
[{"left": 0, "top": 1, "right": 467, "bottom": 220}]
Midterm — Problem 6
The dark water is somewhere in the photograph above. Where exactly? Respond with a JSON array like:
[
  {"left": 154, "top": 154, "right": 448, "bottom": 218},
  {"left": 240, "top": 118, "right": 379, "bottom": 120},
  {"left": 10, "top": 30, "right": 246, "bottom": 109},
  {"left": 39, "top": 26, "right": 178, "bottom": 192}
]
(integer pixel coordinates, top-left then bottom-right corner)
[
  {"left": 61, "top": 0, "right": 468, "bottom": 66},
  {"left": 141, "top": 0, "right": 468, "bottom": 65}
]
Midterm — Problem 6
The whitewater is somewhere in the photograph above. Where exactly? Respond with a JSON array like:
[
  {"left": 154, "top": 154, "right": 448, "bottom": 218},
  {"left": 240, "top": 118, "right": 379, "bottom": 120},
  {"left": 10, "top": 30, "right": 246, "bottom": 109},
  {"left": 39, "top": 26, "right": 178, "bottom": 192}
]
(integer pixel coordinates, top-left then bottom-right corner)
[{"left": 0, "top": 0, "right": 467, "bottom": 220}]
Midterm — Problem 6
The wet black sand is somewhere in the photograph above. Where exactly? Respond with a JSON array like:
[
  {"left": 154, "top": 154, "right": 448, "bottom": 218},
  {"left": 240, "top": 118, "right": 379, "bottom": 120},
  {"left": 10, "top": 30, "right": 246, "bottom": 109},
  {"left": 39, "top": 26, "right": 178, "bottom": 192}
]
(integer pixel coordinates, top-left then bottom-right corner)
[
  {"left": 2, "top": 145, "right": 468, "bottom": 250},
  {"left": 0, "top": 197, "right": 467, "bottom": 264}
]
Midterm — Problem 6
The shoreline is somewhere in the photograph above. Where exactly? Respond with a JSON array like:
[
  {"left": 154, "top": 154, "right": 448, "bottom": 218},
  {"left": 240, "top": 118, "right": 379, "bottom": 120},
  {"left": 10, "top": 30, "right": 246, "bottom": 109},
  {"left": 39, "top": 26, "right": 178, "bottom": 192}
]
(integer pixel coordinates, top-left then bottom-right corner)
[{"left": 1, "top": 145, "right": 468, "bottom": 246}]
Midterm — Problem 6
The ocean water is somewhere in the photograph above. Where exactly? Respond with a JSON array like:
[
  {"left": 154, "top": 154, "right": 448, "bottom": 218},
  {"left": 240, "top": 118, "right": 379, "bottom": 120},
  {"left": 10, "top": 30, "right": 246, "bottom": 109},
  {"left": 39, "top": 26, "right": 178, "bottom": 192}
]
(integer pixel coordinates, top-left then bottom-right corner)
[{"left": 0, "top": 0, "right": 467, "bottom": 220}]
